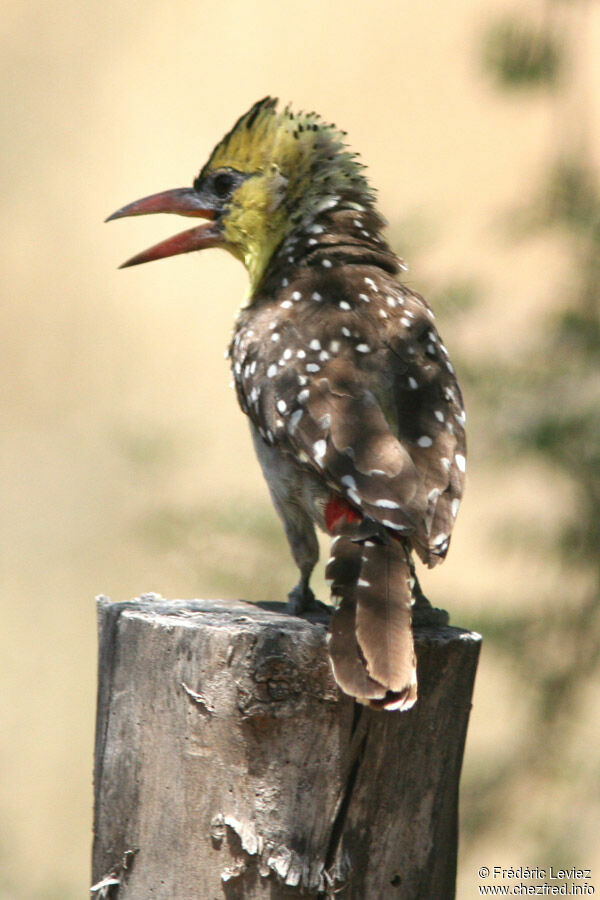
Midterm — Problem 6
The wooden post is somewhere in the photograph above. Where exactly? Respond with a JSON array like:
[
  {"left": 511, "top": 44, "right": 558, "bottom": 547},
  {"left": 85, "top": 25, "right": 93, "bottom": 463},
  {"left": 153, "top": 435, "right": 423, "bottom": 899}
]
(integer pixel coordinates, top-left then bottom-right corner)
[{"left": 92, "top": 595, "right": 480, "bottom": 899}]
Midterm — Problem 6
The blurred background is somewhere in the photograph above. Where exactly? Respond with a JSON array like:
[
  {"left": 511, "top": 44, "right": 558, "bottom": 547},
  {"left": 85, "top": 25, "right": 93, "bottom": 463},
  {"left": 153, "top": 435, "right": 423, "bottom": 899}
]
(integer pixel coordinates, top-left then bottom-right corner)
[{"left": 1, "top": 1, "right": 599, "bottom": 897}]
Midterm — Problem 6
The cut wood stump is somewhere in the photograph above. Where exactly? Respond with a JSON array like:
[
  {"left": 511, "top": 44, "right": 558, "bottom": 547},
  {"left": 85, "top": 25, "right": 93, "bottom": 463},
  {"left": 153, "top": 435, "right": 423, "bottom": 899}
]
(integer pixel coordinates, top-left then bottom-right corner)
[{"left": 92, "top": 595, "right": 480, "bottom": 899}]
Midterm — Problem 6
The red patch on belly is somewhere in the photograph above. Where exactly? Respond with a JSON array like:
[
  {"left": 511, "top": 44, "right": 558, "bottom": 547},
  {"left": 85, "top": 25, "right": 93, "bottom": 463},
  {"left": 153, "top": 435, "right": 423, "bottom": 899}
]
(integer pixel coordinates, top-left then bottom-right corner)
[{"left": 325, "top": 495, "right": 362, "bottom": 533}]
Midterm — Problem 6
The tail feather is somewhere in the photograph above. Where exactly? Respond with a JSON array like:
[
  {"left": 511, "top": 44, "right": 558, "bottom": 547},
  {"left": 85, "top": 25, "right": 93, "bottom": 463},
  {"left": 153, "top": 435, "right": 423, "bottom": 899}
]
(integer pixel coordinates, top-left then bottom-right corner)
[
  {"left": 326, "top": 535, "right": 417, "bottom": 710},
  {"left": 328, "top": 599, "right": 388, "bottom": 701}
]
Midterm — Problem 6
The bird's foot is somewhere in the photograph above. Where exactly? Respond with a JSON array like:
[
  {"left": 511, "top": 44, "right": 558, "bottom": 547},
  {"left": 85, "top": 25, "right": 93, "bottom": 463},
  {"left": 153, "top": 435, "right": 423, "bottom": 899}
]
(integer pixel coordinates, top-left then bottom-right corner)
[
  {"left": 410, "top": 568, "right": 449, "bottom": 627},
  {"left": 411, "top": 589, "right": 449, "bottom": 627},
  {"left": 286, "top": 583, "right": 330, "bottom": 619},
  {"left": 412, "top": 602, "right": 449, "bottom": 628},
  {"left": 286, "top": 582, "right": 316, "bottom": 615}
]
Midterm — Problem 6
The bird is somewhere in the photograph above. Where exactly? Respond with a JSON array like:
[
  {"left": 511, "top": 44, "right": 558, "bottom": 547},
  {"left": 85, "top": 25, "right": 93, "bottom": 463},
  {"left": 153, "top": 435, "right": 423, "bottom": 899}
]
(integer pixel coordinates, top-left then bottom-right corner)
[{"left": 107, "top": 97, "right": 466, "bottom": 711}]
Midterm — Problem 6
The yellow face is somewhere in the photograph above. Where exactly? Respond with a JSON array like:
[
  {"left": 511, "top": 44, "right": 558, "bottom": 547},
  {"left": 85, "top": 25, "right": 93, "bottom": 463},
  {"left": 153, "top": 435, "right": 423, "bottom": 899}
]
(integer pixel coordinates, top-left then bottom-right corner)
[
  {"left": 202, "top": 102, "right": 322, "bottom": 287},
  {"left": 108, "top": 98, "right": 373, "bottom": 289},
  {"left": 219, "top": 165, "right": 290, "bottom": 287}
]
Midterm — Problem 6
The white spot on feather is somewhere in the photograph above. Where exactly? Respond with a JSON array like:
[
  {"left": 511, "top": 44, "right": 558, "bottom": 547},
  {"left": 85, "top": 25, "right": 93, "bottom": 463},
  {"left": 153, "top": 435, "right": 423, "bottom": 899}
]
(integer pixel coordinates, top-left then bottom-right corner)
[
  {"left": 313, "top": 440, "right": 327, "bottom": 464},
  {"left": 417, "top": 435, "right": 433, "bottom": 448},
  {"left": 455, "top": 453, "right": 466, "bottom": 473},
  {"left": 347, "top": 488, "right": 362, "bottom": 506},
  {"left": 382, "top": 519, "right": 408, "bottom": 531},
  {"left": 288, "top": 409, "right": 303, "bottom": 433}
]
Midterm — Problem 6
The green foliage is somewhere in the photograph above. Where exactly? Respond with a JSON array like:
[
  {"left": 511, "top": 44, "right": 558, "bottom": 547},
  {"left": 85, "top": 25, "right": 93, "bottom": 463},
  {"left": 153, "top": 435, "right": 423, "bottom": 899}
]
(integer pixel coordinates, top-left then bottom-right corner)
[
  {"left": 542, "top": 158, "right": 600, "bottom": 231},
  {"left": 135, "top": 500, "right": 300, "bottom": 601},
  {"left": 509, "top": 158, "right": 600, "bottom": 237},
  {"left": 427, "top": 277, "right": 482, "bottom": 319},
  {"left": 482, "top": 17, "right": 564, "bottom": 89},
  {"left": 466, "top": 0, "right": 600, "bottom": 867}
]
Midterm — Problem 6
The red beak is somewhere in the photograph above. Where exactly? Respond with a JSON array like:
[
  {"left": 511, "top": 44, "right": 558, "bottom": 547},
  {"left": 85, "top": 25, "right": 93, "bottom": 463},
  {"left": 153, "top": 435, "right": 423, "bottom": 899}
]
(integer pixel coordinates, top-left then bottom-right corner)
[{"left": 106, "top": 187, "right": 223, "bottom": 268}]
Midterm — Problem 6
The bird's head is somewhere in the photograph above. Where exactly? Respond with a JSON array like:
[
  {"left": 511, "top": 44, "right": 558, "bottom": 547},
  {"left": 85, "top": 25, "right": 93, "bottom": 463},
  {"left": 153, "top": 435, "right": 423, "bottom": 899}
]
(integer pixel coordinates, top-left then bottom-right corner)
[{"left": 107, "top": 97, "right": 374, "bottom": 291}]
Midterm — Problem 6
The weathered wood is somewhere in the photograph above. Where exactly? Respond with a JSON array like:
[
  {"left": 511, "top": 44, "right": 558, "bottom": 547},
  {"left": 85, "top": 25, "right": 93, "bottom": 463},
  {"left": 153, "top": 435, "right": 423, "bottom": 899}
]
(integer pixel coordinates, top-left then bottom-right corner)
[{"left": 92, "top": 595, "right": 480, "bottom": 899}]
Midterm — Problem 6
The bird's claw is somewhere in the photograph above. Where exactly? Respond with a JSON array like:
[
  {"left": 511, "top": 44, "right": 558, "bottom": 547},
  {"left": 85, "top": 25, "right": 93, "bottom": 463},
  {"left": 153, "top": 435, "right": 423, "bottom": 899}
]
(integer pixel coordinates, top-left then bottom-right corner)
[
  {"left": 286, "top": 584, "right": 330, "bottom": 619},
  {"left": 286, "top": 583, "right": 317, "bottom": 615}
]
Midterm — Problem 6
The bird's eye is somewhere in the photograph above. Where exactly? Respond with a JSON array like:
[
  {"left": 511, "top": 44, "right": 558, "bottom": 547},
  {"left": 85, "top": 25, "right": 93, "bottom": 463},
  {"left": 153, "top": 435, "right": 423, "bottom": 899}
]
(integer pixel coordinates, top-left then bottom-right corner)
[{"left": 212, "top": 171, "right": 236, "bottom": 198}]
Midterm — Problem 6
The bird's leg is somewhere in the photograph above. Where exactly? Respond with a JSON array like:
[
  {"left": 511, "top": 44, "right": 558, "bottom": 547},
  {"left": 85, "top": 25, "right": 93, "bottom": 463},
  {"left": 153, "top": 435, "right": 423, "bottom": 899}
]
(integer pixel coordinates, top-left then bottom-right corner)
[
  {"left": 248, "top": 423, "right": 327, "bottom": 616},
  {"left": 282, "top": 515, "right": 325, "bottom": 615},
  {"left": 286, "top": 567, "right": 317, "bottom": 615}
]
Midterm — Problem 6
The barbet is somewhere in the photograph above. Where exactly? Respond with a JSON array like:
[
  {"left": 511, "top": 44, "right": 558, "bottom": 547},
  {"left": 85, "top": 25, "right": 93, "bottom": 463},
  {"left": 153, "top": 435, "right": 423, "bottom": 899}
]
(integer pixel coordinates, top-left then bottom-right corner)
[{"left": 107, "top": 97, "right": 466, "bottom": 711}]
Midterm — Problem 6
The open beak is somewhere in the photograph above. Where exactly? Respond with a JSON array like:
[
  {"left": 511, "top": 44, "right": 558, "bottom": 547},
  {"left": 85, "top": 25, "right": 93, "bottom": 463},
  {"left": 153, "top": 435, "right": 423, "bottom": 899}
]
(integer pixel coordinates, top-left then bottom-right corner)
[{"left": 106, "top": 187, "right": 223, "bottom": 268}]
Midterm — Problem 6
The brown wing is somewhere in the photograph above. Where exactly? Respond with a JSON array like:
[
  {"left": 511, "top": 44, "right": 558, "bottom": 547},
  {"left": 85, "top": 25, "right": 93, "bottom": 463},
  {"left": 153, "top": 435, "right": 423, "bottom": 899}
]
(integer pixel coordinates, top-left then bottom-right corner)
[{"left": 231, "top": 267, "right": 466, "bottom": 563}]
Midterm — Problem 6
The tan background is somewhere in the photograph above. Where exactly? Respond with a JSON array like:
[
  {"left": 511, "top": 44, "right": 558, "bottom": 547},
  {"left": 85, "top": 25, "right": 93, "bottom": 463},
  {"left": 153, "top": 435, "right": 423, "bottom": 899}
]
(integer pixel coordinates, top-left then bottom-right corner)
[{"left": 1, "top": 1, "right": 599, "bottom": 897}]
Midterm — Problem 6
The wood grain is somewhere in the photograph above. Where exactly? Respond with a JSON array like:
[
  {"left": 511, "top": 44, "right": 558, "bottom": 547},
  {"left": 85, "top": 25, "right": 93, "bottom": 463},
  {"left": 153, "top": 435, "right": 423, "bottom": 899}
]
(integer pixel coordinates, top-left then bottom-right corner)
[{"left": 92, "top": 596, "right": 480, "bottom": 899}]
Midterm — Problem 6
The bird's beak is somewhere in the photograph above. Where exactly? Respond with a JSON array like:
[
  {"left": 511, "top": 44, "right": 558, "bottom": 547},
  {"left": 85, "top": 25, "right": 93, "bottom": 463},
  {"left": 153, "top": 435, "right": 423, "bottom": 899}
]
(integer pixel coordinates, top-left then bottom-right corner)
[{"left": 106, "top": 187, "right": 223, "bottom": 268}]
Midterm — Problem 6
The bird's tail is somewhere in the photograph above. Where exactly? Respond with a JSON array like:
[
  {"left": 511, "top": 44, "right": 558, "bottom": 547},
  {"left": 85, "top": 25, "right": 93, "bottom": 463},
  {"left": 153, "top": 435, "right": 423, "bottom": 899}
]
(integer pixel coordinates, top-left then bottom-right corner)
[{"left": 326, "top": 535, "right": 417, "bottom": 711}]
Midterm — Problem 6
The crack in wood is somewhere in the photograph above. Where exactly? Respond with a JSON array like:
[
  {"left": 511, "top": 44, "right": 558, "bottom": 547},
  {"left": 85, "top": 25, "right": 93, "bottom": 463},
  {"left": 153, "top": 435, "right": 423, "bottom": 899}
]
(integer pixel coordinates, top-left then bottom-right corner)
[{"left": 318, "top": 704, "right": 368, "bottom": 897}]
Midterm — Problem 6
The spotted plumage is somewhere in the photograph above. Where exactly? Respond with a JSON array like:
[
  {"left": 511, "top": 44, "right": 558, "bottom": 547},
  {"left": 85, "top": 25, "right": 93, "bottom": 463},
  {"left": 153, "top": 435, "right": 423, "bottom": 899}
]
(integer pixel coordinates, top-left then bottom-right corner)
[{"left": 107, "top": 97, "right": 466, "bottom": 711}]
